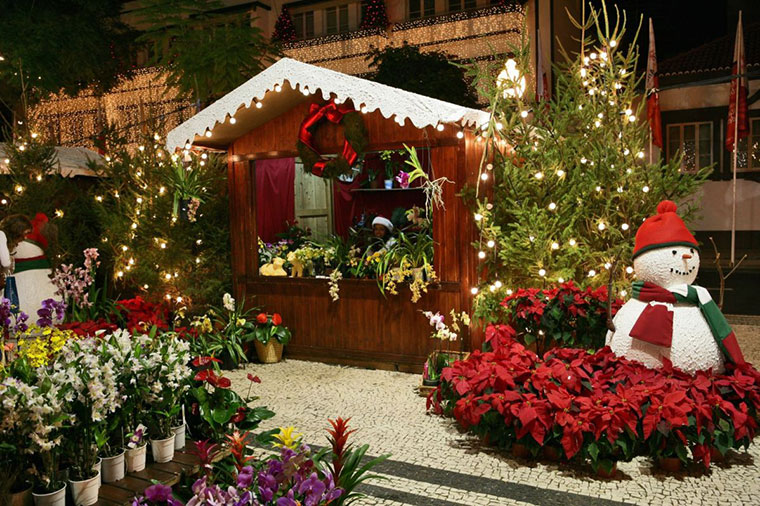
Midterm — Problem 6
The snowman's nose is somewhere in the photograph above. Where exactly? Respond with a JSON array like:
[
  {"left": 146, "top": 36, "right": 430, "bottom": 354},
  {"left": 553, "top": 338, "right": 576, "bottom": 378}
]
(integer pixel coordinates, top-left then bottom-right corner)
[{"left": 682, "top": 254, "right": 692, "bottom": 260}]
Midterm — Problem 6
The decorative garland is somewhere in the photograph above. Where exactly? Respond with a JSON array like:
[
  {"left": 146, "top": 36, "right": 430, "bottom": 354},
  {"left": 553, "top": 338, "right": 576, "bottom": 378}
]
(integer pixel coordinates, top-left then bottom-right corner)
[{"left": 297, "top": 101, "right": 368, "bottom": 179}]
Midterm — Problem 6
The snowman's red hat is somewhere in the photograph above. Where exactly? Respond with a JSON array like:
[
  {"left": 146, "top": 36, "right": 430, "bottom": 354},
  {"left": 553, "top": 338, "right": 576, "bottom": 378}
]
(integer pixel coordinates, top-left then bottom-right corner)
[{"left": 632, "top": 200, "right": 699, "bottom": 259}]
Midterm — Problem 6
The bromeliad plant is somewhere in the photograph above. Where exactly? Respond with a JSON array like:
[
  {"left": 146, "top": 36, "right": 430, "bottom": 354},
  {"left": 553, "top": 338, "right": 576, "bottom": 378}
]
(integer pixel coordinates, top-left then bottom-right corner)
[{"left": 186, "top": 360, "right": 275, "bottom": 443}]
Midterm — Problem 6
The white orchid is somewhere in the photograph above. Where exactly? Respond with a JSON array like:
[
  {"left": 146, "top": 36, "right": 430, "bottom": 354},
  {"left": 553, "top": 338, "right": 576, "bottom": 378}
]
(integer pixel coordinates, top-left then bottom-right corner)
[{"left": 223, "top": 292, "right": 236, "bottom": 312}]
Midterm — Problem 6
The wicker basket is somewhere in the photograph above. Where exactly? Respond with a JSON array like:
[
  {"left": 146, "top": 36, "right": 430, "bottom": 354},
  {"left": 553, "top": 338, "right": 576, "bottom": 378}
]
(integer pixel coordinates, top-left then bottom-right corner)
[{"left": 254, "top": 340, "right": 284, "bottom": 363}]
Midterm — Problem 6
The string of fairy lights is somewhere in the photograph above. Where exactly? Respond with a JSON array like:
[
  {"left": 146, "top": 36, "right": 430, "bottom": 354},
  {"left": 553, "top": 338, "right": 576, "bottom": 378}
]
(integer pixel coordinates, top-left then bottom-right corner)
[{"left": 466, "top": 27, "right": 656, "bottom": 300}]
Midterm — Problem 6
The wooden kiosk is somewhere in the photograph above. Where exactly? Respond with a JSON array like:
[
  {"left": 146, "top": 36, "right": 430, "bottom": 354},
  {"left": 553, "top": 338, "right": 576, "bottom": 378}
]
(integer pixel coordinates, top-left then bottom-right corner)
[{"left": 168, "top": 58, "right": 488, "bottom": 372}]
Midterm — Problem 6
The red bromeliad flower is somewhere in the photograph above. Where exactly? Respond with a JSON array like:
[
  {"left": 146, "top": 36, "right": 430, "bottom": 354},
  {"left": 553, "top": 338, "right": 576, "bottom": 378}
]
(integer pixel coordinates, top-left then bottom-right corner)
[
  {"left": 256, "top": 313, "right": 268, "bottom": 324},
  {"left": 327, "top": 417, "right": 357, "bottom": 478},
  {"left": 226, "top": 430, "right": 256, "bottom": 471},
  {"left": 190, "top": 440, "right": 219, "bottom": 477}
]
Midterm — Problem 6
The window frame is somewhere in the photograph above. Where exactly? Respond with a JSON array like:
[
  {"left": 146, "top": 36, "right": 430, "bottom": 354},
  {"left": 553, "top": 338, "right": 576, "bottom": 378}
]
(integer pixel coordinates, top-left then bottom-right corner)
[
  {"left": 736, "top": 117, "right": 760, "bottom": 172},
  {"left": 666, "top": 121, "right": 714, "bottom": 174}
]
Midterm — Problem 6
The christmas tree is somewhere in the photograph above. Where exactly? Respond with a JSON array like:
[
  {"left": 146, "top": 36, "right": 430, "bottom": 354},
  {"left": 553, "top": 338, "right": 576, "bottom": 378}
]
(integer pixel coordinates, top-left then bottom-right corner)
[
  {"left": 272, "top": 6, "right": 297, "bottom": 43},
  {"left": 360, "top": 0, "right": 389, "bottom": 31},
  {"left": 468, "top": 3, "right": 709, "bottom": 322}
]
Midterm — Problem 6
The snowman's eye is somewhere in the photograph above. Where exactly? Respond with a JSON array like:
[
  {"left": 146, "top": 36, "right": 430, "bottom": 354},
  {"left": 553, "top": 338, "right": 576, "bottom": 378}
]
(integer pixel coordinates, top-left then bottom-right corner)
[
  {"left": 672, "top": 250, "right": 677, "bottom": 255},
  {"left": 690, "top": 248, "right": 694, "bottom": 254}
]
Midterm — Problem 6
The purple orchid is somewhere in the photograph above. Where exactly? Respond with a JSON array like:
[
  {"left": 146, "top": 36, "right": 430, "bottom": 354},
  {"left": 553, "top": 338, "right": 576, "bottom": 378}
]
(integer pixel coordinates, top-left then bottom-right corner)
[
  {"left": 36, "top": 298, "right": 66, "bottom": 327},
  {"left": 395, "top": 171, "right": 410, "bottom": 189},
  {"left": 145, "top": 484, "right": 173, "bottom": 502}
]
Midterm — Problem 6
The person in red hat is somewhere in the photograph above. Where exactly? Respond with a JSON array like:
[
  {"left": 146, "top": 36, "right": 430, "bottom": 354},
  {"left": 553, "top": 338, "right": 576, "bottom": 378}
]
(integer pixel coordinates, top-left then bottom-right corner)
[
  {"left": 12, "top": 213, "right": 62, "bottom": 318},
  {"left": 606, "top": 200, "right": 745, "bottom": 375}
]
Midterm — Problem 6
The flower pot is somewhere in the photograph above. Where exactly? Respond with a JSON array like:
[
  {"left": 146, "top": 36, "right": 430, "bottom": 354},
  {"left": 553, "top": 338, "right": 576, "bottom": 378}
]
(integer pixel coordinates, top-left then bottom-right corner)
[
  {"left": 150, "top": 435, "right": 175, "bottom": 463},
  {"left": 68, "top": 471, "right": 99, "bottom": 506},
  {"left": 511, "top": 443, "right": 530, "bottom": 459},
  {"left": 172, "top": 425, "right": 186, "bottom": 450},
  {"left": 125, "top": 444, "right": 147, "bottom": 472},
  {"left": 101, "top": 451, "right": 125, "bottom": 483},
  {"left": 32, "top": 483, "right": 66, "bottom": 506},
  {"left": 92, "top": 458, "right": 101, "bottom": 488},
  {"left": 254, "top": 340, "right": 283, "bottom": 363},
  {"left": 656, "top": 457, "right": 682, "bottom": 472},
  {"left": 10, "top": 483, "right": 32, "bottom": 506},
  {"left": 543, "top": 446, "right": 562, "bottom": 462},
  {"left": 383, "top": 179, "right": 393, "bottom": 189},
  {"left": 421, "top": 377, "right": 440, "bottom": 387},
  {"left": 595, "top": 462, "right": 617, "bottom": 478}
]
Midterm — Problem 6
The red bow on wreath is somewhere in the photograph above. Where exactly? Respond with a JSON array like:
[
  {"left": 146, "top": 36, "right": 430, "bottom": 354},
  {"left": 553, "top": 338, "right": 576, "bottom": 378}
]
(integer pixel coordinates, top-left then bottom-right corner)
[{"left": 298, "top": 101, "right": 359, "bottom": 177}]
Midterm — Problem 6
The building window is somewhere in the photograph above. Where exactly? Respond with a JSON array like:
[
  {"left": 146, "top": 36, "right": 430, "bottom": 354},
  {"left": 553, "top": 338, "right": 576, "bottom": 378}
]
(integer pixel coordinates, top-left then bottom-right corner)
[
  {"left": 325, "top": 5, "right": 349, "bottom": 34},
  {"left": 666, "top": 122, "right": 712, "bottom": 173},
  {"left": 736, "top": 117, "right": 760, "bottom": 171},
  {"left": 293, "top": 11, "right": 315, "bottom": 39},
  {"left": 409, "top": 0, "right": 434, "bottom": 19},
  {"left": 448, "top": 0, "right": 476, "bottom": 13}
]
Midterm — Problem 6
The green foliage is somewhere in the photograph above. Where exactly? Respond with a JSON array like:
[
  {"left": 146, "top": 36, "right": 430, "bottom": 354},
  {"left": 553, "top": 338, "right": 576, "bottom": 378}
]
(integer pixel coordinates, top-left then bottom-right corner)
[
  {"left": 135, "top": 0, "right": 280, "bottom": 106},
  {"left": 0, "top": 0, "right": 136, "bottom": 118},
  {"left": 367, "top": 42, "right": 479, "bottom": 107},
  {"left": 91, "top": 127, "right": 231, "bottom": 309},
  {"left": 468, "top": 4, "right": 709, "bottom": 311}
]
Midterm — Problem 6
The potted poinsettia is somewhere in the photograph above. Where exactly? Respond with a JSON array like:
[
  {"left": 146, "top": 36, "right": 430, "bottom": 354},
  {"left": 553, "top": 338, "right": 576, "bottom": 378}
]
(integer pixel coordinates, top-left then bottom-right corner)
[{"left": 252, "top": 313, "right": 292, "bottom": 363}]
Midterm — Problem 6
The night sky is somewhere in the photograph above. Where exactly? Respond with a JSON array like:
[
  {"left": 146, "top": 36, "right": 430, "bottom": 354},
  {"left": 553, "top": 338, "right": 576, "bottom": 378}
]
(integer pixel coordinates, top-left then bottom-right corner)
[{"left": 592, "top": 0, "right": 760, "bottom": 62}]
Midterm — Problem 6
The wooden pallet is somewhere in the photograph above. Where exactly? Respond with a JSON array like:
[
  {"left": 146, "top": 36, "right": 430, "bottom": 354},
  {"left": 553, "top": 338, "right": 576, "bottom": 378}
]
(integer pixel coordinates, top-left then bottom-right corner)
[{"left": 93, "top": 440, "right": 229, "bottom": 505}]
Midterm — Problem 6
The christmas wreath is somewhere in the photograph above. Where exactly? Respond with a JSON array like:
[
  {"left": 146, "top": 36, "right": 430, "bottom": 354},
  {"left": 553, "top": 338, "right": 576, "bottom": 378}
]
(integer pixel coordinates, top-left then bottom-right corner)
[{"left": 297, "top": 100, "right": 368, "bottom": 179}]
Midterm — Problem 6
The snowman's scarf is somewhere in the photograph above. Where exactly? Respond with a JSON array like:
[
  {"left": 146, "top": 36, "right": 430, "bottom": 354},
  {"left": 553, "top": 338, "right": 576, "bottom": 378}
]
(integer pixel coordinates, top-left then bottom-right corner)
[{"left": 630, "top": 281, "right": 745, "bottom": 365}]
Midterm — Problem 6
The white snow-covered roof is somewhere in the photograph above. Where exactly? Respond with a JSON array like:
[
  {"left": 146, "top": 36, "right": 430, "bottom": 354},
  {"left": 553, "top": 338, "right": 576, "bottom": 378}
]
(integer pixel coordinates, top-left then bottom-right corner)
[
  {"left": 0, "top": 144, "right": 102, "bottom": 177},
  {"left": 166, "top": 57, "right": 489, "bottom": 152}
]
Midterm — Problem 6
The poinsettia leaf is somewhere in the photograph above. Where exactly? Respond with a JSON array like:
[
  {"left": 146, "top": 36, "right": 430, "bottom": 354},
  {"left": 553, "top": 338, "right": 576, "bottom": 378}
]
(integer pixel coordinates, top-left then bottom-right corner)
[{"left": 588, "top": 441, "right": 599, "bottom": 461}]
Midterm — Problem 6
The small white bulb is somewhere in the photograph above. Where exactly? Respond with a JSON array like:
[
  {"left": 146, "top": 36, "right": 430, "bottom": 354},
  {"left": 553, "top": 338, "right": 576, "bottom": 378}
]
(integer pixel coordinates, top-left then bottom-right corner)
[
  {"left": 494, "top": 280, "right": 502, "bottom": 288},
  {"left": 436, "top": 124, "right": 444, "bottom": 131},
  {"left": 474, "top": 213, "right": 483, "bottom": 221},
  {"left": 637, "top": 151, "right": 644, "bottom": 159},
  {"left": 478, "top": 251, "right": 486, "bottom": 259},
  {"left": 604, "top": 262, "right": 612, "bottom": 269},
  {"left": 255, "top": 101, "right": 263, "bottom": 109},
  {"left": 204, "top": 130, "right": 212, "bottom": 137},
  {"left": 481, "top": 173, "right": 488, "bottom": 181},
  {"left": 548, "top": 202, "right": 557, "bottom": 210},
  {"left": 598, "top": 222, "right": 606, "bottom": 231},
  {"left": 558, "top": 277, "right": 565, "bottom": 283},
  {"left": 626, "top": 266, "right": 634, "bottom": 274},
  {"left": 568, "top": 239, "right": 577, "bottom": 246},
  {"left": 520, "top": 110, "right": 528, "bottom": 118},
  {"left": 609, "top": 40, "right": 617, "bottom": 47},
  {"left": 456, "top": 131, "right": 464, "bottom": 139},
  {"left": 534, "top": 172, "right": 544, "bottom": 180},
  {"left": 471, "top": 287, "right": 479, "bottom": 295},
  {"left": 538, "top": 269, "right": 547, "bottom": 277},
  {"left": 557, "top": 169, "right": 565, "bottom": 177},
  {"left": 622, "top": 223, "right": 629, "bottom": 230},
  {"left": 487, "top": 240, "right": 495, "bottom": 248},
  {"left": 229, "top": 117, "right": 237, "bottom": 124},
  {"left": 588, "top": 269, "right": 596, "bottom": 277},
  {"left": 551, "top": 242, "right": 559, "bottom": 250},
  {"left": 642, "top": 185, "right": 650, "bottom": 193},
  {"left": 274, "top": 84, "right": 282, "bottom": 92}
]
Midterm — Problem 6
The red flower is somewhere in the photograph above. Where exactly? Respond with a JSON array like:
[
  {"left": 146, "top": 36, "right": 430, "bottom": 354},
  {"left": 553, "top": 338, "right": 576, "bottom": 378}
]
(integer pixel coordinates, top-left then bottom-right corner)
[
  {"left": 216, "top": 376, "right": 232, "bottom": 389},
  {"left": 256, "top": 313, "right": 268, "bottom": 324},
  {"left": 272, "top": 313, "right": 282, "bottom": 326},
  {"left": 192, "top": 356, "right": 222, "bottom": 367},
  {"left": 247, "top": 373, "right": 261, "bottom": 383},
  {"left": 231, "top": 407, "right": 247, "bottom": 424}
]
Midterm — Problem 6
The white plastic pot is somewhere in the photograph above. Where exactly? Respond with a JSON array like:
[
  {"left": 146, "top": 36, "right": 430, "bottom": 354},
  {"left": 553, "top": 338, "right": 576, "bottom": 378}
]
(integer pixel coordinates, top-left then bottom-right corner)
[
  {"left": 172, "top": 425, "right": 185, "bottom": 450},
  {"left": 383, "top": 179, "right": 393, "bottom": 189},
  {"left": 101, "top": 451, "right": 125, "bottom": 483},
  {"left": 92, "top": 458, "right": 101, "bottom": 488},
  {"left": 125, "top": 444, "right": 147, "bottom": 472},
  {"left": 150, "top": 435, "right": 175, "bottom": 463},
  {"left": 32, "top": 483, "right": 66, "bottom": 506},
  {"left": 68, "top": 471, "right": 100, "bottom": 506}
]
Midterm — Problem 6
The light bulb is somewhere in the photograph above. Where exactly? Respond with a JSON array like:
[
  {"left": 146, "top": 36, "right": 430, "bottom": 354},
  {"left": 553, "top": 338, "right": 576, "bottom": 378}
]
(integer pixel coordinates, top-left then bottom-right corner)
[
  {"left": 478, "top": 251, "right": 486, "bottom": 259},
  {"left": 597, "top": 113, "right": 604, "bottom": 119},
  {"left": 481, "top": 173, "right": 488, "bottom": 181},
  {"left": 642, "top": 186, "right": 650, "bottom": 193},
  {"left": 131, "top": 223, "right": 138, "bottom": 230},
  {"left": 520, "top": 110, "right": 528, "bottom": 118},
  {"left": 360, "top": 106, "right": 368, "bottom": 114},
  {"left": 496, "top": 122, "right": 504, "bottom": 130},
  {"left": 628, "top": 115, "right": 636, "bottom": 122},
  {"left": 205, "top": 130, "right": 212, "bottom": 137},
  {"left": 486, "top": 163, "right": 493, "bottom": 171},
  {"left": 456, "top": 131, "right": 464, "bottom": 139},
  {"left": 255, "top": 101, "right": 263, "bottom": 109},
  {"left": 557, "top": 169, "right": 565, "bottom": 177},
  {"left": 596, "top": 186, "right": 602, "bottom": 192},
  {"left": 548, "top": 202, "right": 557, "bottom": 210},
  {"left": 620, "top": 289, "right": 627, "bottom": 296},
  {"left": 617, "top": 187, "right": 623, "bottom": 193},
  {"left": 604, "top": 262, "right": 611, "bottom": 269},
  {"left": 176, "top": 296, "right": 183, "bottom": 303},
  {"left": 495, "top": 280, "right": 502, "bottom": 288},
  {"left": 598, "top": 222, "right": 606, "bottom": 231},
  {"left": 229, "top": 117, "right": 236, "bottom": 124},
  {"left": 471, "top": 287, "right": 479, "bottom": 295},
  {"left": 474, "top": 213, "right": 483, "bottom": 221},
  {"left": 489, "top": 285, "right": 496, "bottom": 292},
  {"left": 626, "top": 266, "right": 634, "bottom": 274},
  {"left": 436, "top": 124, "right": 444, "bottom": 131},
  {"left": 581, "top": 157, "right": 587, "bottom": 164},
  {"left": 622, "top": 223, "right": 629, "bottom": 230},
  {"left": 185, "top": 142, "right": 192, "bottom": 150},
  {"left": 535, "top": 172, "right": 544, "bottom": 180},
  {"left": 558, "top": 277, "right": 565, "bottom": 283},
  {"left": 588, "top": 269, "right": 596, "bottom": 277},
  {"left": 116, "top": 271, "right": 124, "bottom": 277},
  {"left": 538, "top": 269, "right": 546, "bottom": 277},
  {"left": 487, "top": 240, "right": 495, "bottom": 248},
  {"left": 121, "top": 245, "right": 128, "bottom": 251},
  {"left": 624, "top": 148, "right": 630, "bottom": 155},
  {"left": 529, "top": 235, "right": 535, "bottom": 242},
  {"left": 569, "top": 239, "right": 577, "bottom": 246},
  {"left": 637, "top": 151, "right": 644, "bottom": 159},
  {"left": 143, "top": 284, "right": 149, "bottom": 289},
  {"left": 590, "top": 52, "right": 597, "bottom": 59},
  {"left": 274, "top": 84, "right": 282, "bottom": 92},
  {"left": 551, "top": 242, "right": 559, "bottom": 250},
  {"left": 506, "top": 289, "right": 513, "bottom": 296},
  {"left": 594, "top": 120, "right": 601, "bottom": 128},
  {"left": 166, "top": 294, "right": 172, "bottom": 300},
  {"left": 610, "top": 40, "right": 617, "bottom": 47},
  {"left": 165, "top": 273, "right": 172, "bottom": 280}
]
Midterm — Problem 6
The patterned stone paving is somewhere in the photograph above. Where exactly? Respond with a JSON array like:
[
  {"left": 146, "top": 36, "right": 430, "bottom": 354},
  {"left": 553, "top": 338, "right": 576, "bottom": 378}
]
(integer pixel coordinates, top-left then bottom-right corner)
[{"left": 229, "top": 324, "right": 760, "bottom": 506}]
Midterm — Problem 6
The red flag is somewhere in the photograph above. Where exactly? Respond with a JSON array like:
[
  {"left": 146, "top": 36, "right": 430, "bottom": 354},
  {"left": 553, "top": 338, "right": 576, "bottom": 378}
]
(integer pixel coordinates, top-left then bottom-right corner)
[
  {"left": 726, "top": 12, "right": 749, "bottom": 151},
  {"left": 646, "top": 18, "right": 663, "bottom": 149},
  {"left": 535, "top": 29, "right": 549, "bottom": 102}
]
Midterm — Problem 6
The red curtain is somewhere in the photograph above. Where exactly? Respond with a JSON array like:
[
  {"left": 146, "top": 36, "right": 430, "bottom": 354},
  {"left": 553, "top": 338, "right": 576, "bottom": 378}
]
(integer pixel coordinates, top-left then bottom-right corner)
[
  {"left": 255, "top": 158, "right": 295, "bottom": 243},
  {"left": 333, "top": 179, "right": 360, "bottom": 237}
]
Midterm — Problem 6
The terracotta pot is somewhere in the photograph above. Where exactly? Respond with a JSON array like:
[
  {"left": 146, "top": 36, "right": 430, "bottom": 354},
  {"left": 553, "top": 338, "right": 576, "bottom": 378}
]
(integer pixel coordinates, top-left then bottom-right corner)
[
  {"left": 511, "top": 443, "right": 530, "bottom": 459},
  {"left": 10, "top": 484, "right": 32, "bottom": 506},
  {"left": 68, "top": 471, "right": 99, "bottom": 506},
  {"left": 596, "top": 462, "right": 617, "bottom": 478},
  {"left": 656, "top": 457, "right": 682, "bottom": 472},
  {"left": 32, "top": 483, "right": 65, "bottom": 506},
  {"left": 543, "top": 446, "right": 561, "bottom": 461},
  {"left": 254, "top": 340, "right": 283, "bottom": 363},
  {"left": 710, "top": 447, "right": 724, "bottom": 463}
]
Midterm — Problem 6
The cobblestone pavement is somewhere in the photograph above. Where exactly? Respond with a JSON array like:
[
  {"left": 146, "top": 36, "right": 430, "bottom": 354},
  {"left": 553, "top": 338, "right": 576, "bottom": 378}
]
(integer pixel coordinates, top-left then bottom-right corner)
[{"left": 229, "top": 324, "right": 760, "bottom": 506}]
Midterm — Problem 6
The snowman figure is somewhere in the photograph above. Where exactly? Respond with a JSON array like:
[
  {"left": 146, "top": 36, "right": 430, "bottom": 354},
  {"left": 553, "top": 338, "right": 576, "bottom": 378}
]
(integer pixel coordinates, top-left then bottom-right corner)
[
  {"left": 606, "top": 200, "right": 745, "bottom": 375},
  {"left": 12, "top": 213, "right": 62, "bottom": 318}
]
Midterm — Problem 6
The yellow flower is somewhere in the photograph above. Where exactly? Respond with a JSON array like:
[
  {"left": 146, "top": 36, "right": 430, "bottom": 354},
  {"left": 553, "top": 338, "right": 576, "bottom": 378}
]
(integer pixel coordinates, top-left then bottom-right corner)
[
  {"left": 272, "top": 426, "right": 303, "bottom": 450},
  {"left": 201, "top": 317, "right": 213, "bottom": 333},
  {"left": 236, "top": 318, "right": 246, "bottom": 327}
]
